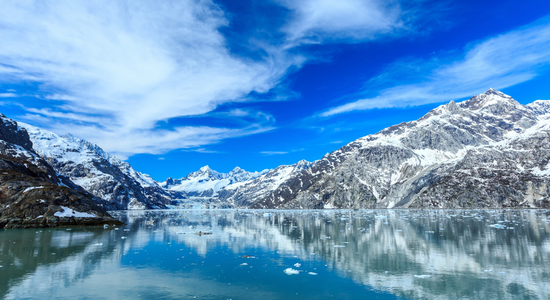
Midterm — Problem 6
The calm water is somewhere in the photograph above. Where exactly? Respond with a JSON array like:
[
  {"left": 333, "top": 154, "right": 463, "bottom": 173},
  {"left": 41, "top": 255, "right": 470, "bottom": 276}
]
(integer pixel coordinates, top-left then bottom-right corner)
[{"left": 1, "top": 209, "right": 549, "bottom": 300}]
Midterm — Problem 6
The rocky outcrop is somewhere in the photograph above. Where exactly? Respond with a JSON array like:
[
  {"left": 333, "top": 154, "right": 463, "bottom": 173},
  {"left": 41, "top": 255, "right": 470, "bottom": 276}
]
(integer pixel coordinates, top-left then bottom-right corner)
[
  {"left": 0, "top": 114, "right": 122, "bottom": 228},
  {"left": 247, "top": 89, "right": 550, "bottom": 209}
]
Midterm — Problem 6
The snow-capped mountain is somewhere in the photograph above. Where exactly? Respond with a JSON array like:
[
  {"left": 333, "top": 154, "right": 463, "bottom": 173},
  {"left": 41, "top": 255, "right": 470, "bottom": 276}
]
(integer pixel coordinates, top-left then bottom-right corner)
[
  {"left": 20, "top": 123, "right": 173, "bottom": 210},
  {"left": 0, "top": 114, "right": 121, "bottom": 228},
  {"left": 243, "top": 89, "right": 550, "bottom": 209},
  {"left": 160, "top": 165, "right": 269, "bottom": 207},
  {"left": 217, "top": 159, "right": 313, "bottom": 207}
]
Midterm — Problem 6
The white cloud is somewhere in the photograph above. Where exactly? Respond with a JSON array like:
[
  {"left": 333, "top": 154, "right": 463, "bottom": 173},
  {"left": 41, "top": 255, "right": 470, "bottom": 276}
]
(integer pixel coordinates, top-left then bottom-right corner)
[
  {"left": 0, "top": 0, "right": 298, "bottom": 156},
  {"left": 182, "top": 148, "right": 220, "bottom": 154},
  {"left": 0, "top": 0, "right": 413, "bottom": 157},
  {"left": 260, "top": 151, "right": 288, "bottom": 155},
  {"left": 0, "top": 93, "right": 17, "bottom": 98},
  {"left": 277, "top": 0, "right": 404, "bottom": 44},
  {"left": 321, "top": 18, "right": 550, "bottom": 116}
]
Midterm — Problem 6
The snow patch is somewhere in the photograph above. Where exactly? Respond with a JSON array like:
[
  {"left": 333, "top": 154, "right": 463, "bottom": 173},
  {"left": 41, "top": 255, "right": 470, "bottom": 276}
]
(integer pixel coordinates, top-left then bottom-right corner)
[{"left": 54, "top": 206, "right": 96, "bottom": 218}]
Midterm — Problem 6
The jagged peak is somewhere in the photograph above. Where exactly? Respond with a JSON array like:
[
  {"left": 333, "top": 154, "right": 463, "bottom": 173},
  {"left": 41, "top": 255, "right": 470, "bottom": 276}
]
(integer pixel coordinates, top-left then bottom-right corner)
[
  {"left": 484, "top": 87, "right": 504, "bottom": 95},
  {"left": 296, "top": 159, "right": 310, "bottom": 165},
  {"left": 444, "top": 100, "right": 460, "bottom": 113},
  {"left": 459, "top": 88, "right": 520, "bottom": 111},
  {"left": 230, "top": 166, "right": 243, "bottom": 172},
  {"left": 199, "top": 165, "right": 211, "bottom": 172}
]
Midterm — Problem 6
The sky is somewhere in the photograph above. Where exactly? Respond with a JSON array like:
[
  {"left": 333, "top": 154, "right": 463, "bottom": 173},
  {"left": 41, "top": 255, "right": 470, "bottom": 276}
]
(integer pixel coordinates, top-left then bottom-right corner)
[{"left": 1, "top": 0, "right": 550, "bottom": 181}]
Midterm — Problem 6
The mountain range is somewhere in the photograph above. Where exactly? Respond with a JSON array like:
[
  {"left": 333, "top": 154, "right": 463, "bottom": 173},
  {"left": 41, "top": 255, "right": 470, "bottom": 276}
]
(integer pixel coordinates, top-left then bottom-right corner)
[{"left": 1, "top": 89, "right": 549, "bottom": 214}]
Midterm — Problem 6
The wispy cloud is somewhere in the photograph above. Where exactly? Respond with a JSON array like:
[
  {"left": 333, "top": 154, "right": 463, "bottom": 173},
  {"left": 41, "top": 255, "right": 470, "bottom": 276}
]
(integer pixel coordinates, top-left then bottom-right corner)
[
  {"left": 321, "top": 17, "right": 550, "bottom": 116},
  {"left": 0, "top": 0, "right": 418, "bottom": 157},
  {"left": 0, "top": 93, "right": 17, "bottom": 98},
  {"left": 182, "top": 148, "right": 221, "bottom": 154},
  {"left": 260, "top": 151, "right": 289, "bottom": 155},
  {"left": 277, "top": 0, "right": 404, "bottom": 45},
  {"left": 0, "top": 0, "right": 299, "bottom": 156}
]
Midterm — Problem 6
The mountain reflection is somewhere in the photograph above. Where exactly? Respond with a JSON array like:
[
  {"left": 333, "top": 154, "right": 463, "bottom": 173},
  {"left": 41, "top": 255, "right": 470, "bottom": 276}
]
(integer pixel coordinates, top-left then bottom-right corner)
[{"left": 1, "top": 209, "right": 549, "bottom": 299}]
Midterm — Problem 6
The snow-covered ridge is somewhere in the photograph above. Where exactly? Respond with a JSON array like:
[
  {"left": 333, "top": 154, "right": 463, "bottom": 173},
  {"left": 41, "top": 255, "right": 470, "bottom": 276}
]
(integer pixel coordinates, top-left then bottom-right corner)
[
  {"left": 247, "top": 89, "right": 550, "bottom": 209},
  {"left": 19, "top": 123, "right": 171, "bottom": 210},
  {"left": 161, "top": 165, "right": 269, "bottom": 195}
]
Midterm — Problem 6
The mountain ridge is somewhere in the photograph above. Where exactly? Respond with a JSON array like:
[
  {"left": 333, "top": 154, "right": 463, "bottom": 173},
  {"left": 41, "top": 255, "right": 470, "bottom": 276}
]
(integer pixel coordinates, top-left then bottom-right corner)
[{"left": 244, "top": 89, "right": 550, "bottom": 209}]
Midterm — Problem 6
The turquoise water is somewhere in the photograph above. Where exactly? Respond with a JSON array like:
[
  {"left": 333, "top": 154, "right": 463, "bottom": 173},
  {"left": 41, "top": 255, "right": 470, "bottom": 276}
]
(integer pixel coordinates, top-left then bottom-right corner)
[{"left": 1, "top": 209, "right": 549, "bottom": 299}]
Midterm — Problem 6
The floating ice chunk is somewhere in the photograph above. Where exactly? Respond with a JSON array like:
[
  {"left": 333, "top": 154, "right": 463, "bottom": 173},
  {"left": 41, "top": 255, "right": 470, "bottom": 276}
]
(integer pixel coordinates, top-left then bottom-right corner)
[
  {"left": 414, "top": 275, "right": 432, "bottom": 278},
  {"left": 121, "top": 236, "right": 127, "bottom": 239},
  {"left": 103, "top": 224, "right": 109, "bottom": 228},
  {"left": 308, "top": 272, "right": 318, "bottom": 275},
  {"left": 333, "top": 245, "right": 345, "bottom": 248},
  {"left": 94, "top": 243, "right": 103, "bottom": 246},
  {"left": 489, "top": 224, "right": 506, "bottom": 229},
  {"left": 294, "top": 263, "right": 301, "bottom": 267},
  {"left": 284, "top": 268, "right": 299, "bottom": 275},
  {"left": 375, "top": 216, "right": 388, "bottom": 219},
  {"left": 240, "top": 263, "right": 248, "bottom": 266}
]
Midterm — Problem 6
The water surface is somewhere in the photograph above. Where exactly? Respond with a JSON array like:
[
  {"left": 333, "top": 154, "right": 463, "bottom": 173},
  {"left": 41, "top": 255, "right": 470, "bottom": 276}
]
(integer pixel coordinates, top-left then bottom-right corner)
[{"left": 1, "top": 209, "right": 549, "bottom": 299}]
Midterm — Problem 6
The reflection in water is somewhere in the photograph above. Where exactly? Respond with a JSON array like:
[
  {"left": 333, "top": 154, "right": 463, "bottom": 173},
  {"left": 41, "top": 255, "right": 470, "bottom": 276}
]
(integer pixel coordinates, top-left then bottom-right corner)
[{"left": 1, "top": 209, "right": 549, "bottom": 299}]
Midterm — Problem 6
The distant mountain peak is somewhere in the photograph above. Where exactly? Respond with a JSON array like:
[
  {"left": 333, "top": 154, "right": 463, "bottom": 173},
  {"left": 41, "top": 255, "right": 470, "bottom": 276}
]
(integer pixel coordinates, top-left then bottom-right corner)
[
  {"left": 460, "top": 88, "right": 520, "bottom": 111},
  {"left": 199, "top": 165, "right": 211, "bottom": 172}
]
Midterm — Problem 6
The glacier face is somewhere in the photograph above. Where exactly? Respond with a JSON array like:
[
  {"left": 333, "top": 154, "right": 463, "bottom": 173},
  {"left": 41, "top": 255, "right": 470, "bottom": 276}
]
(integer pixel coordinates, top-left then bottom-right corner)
[
  {"left": 160, "top": 165, "right": 270, "bottom": 208},
  {"left": 20, "top": 123, "right": 173, "bottom": 210},
  {"left": 244, "top": 89, "right": 550, "bottom": 209}
]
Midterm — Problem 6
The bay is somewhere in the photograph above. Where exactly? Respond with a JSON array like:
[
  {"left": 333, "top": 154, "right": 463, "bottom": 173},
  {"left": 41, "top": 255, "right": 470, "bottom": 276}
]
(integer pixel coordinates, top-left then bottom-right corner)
[{"left": 1, "top": 209, "right": 549, "bottom": 299}]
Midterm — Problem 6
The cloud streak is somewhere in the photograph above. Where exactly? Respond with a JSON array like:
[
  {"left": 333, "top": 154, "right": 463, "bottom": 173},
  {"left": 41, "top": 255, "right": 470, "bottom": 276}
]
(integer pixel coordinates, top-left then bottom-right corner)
[
  {"left": 0, "top": 0, "right": 414, "bottom": 157},
  {"left": 0, "top": 0, "right": 296, "bottom": 156},
  {"left": 321, "top": 17, "right": 550, "bottom": 116},
  {"left": 277, "top": 0, "right": 404, "bottom": 45}
]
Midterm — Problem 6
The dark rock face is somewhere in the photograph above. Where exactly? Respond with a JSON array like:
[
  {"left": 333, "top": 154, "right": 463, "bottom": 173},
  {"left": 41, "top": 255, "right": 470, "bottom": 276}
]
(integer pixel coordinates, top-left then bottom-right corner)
[
  {"left": 0, "top": 155, "right": 123, "bottom": 229},
  {"left": 0, "top": 114, "right": 33, "bottom": 151},
  {"left": 0, "top": 115, "right": 123, "bottom": 228},
  {"left": 245, "top": 89, "right": 550, "bottom": 209}
]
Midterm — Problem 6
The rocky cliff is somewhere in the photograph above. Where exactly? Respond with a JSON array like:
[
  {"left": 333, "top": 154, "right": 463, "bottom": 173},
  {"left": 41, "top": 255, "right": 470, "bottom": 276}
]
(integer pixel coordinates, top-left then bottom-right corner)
[{"left": 0, "top": 114, "right": 122, "bottom": 228}]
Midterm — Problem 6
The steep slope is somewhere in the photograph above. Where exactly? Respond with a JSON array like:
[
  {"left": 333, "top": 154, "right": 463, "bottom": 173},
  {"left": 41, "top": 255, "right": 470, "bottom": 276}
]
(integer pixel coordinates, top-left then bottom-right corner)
[
  {"left": 0, "top": 114, "right": 122, "bottom": 228},
  {"left": 20, "top": 124, "right": 172, "bottom": 210},
  {"left": 248, "top": 89, "right": 550, "bottom": 209},
  {"left": 217, "top": 160, "right": 313, "bottom": 207}
]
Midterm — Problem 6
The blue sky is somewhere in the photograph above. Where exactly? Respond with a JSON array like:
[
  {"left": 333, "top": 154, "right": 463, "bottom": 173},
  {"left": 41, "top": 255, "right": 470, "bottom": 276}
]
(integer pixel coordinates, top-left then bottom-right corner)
[{"left": 1, "top": 0, "right": 550, "bottom": 181}]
